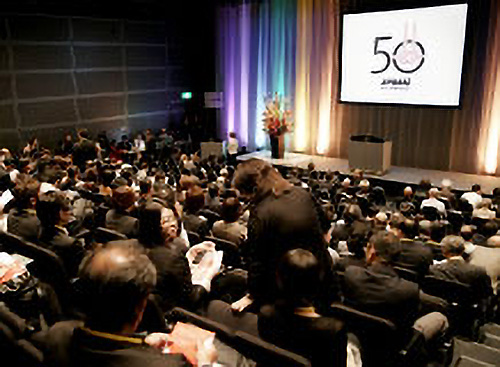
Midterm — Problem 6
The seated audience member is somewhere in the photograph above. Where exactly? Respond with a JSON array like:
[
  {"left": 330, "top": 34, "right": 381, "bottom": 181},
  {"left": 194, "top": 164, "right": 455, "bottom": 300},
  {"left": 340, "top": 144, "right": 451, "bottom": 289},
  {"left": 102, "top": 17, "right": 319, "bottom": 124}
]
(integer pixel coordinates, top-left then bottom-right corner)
[
  {"left": 343, "top": 231, "right": 448, "bottom": 341},
  {"left": 420, "top": 188, "right": 446, "bottom": 216},
  {"left": 7, "top": 174, "right": 42, "bottom": 242},
  {"left": 461, "top": 184, "right": 483, "bottom": 209},
  {"left": 472, "top": 220, "right": 499, "bottom": 247},
  {"left": 36, "top": 192, "right": 85, "bottom": 277},
  {"left": 105, "top": 185, "right": 139, "bottom": 238},
  {"left": 429, "top": 235, "right": 493, "bottom": 299},
  {"left": 138, "top": 202, "right": 215, "bottom": 312},
  {"left": 182, "top": 185, "right": 210, "bottom": 238},
  {"left": 205, "top": 183, "right": 221, "bottom": 213},
  {"left": 35, "top": 242, "right": 200, "bottom": 367},
  {"left": 472, "top": 198, "right": 496, "bottom": 220},
  {"left": 393, "top": 219, "right": 433, "bottom": 278},
  {"left": 467, "top": 243, "right": 500, "bottom": 293},
  {"left": 259, "top": 249, "right": 347, "bottom": 367},
  {"left": 212, "top": 197, "right": 247, "bottom": 245}
]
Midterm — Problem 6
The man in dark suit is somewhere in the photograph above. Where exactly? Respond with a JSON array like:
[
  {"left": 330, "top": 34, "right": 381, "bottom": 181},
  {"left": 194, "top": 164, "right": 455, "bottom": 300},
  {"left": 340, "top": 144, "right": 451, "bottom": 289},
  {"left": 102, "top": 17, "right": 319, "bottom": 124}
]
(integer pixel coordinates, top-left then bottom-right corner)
[
  {"left": 344, "top": 231, "right": 448, "bottom": 341},
  {"left": 430, "top": 235, "right": 493, "bottom": 299},
  {"left": 393, "top": 219, "right": 433, "bottom": 278},
  {"left": 34, "top": 241, "right": 195, "bottom": 367},
  {"left": 105, "top": 185, "right": 139, "bottom": 238}
]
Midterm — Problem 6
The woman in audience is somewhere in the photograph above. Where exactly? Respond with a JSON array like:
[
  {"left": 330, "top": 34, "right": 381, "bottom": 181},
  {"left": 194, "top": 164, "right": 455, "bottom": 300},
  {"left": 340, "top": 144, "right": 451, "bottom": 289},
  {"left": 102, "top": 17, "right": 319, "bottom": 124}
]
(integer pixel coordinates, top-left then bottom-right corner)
[
  {"left": 182, "top": 185, "right": 210, "bottom": 238},
  {"left": 105, "top": 185, "right": 139, "bottom": 238},
  {"left": 36, "top": 192, "right": 85, "bottom": 277},
  {"left": 258, "top": 249, "right": 347, "bottom": 367},
  {"left": 212, "top": 197, "right": 247, "bottom": 245}
]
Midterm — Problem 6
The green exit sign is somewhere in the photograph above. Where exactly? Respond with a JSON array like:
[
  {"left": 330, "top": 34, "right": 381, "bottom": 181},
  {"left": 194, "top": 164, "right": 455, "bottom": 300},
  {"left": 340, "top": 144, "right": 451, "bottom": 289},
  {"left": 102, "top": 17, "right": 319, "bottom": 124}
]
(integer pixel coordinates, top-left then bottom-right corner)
[{"left": 181, "top": 92, "right": 192, "bottom": 100}]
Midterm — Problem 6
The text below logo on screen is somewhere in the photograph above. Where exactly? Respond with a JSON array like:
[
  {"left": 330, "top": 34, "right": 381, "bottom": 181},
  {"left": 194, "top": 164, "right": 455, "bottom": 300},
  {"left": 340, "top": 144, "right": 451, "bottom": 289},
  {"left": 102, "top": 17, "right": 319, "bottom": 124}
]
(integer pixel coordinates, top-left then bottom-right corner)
[{"left": 372, "top": 20, "right": 425, "bottom": 90}]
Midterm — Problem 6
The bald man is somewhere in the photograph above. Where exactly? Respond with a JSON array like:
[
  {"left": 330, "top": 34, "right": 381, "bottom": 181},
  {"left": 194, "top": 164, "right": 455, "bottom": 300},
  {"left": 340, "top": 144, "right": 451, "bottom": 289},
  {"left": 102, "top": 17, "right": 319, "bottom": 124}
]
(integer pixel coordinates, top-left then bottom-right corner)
[{"left": 421, "top": 188, "right": 446, "bottom": 215}]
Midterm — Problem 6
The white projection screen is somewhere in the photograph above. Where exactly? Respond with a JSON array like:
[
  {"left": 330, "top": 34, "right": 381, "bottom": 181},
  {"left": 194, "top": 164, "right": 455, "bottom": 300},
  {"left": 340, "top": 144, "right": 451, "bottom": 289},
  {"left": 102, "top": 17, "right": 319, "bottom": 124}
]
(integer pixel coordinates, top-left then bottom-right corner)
[{"left": 340, "top": 3, "right": 468, "bottom": 107}]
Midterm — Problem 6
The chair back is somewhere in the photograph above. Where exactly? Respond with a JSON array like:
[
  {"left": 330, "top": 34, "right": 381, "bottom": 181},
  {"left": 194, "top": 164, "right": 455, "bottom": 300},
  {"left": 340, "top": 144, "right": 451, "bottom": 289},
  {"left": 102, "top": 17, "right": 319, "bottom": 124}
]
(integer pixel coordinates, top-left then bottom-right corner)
[
  {"left": 205, "top": 235, "right": 241, "bottom": 267},
  {"left": 422, "top": 206, "right": 440, "bottom": 221},
  {"left": 93, "top": 227, "right": 127, "bottom": 244},
  {"left": 394, "top": 266, "right": 420, "bottom": 283},
  {"left": 186, "top": 230, "right": 201, "bottom": 246},
  {"left": 234, "top": 330, "right": 311, "bottom": 367},
  {"left": 421, "top": 276, "right": 474, "bottom": 305},
  {"left": 0, "top": 232, "right": 68, "bottom": 295},
  {"left": 199, "top": 209, "right": 221, "bottom": 229}
]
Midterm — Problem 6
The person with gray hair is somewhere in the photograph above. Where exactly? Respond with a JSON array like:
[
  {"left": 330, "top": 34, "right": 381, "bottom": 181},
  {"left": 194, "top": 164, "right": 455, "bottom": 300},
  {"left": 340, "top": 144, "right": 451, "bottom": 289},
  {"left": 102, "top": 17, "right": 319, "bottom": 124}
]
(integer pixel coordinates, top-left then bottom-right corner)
[
  {"left": 429, "top": 235, "right": 492, "bottom": 299},
  {"left": 420, "top": 187, "right": 446, "bottom": 215}
]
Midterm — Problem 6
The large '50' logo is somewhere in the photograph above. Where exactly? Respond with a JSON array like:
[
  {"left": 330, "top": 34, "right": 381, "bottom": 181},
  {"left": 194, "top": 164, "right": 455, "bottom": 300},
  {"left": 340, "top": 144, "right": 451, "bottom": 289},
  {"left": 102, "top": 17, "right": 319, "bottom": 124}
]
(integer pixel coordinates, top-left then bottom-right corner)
[{"left": 371, "top": 36, "right": 425, "bottom": 74}]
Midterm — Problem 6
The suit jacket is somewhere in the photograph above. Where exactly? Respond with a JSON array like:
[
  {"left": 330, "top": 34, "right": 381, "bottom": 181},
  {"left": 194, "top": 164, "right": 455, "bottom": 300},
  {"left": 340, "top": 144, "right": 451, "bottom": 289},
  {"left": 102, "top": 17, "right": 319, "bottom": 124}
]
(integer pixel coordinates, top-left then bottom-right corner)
[
  {"left": 258, "top": 305, "right": 346, "bottom": 367},
  {"left": 147, "top": 243, "right": 206, "bottom": 312},
  {"left": 212, "top": 220, "right": 247, "bottom": 245},
  {"left": 182, "top": 214, "right": 210, "bottom": 239},
  {"left": 343, "top": 263, "right": 420, "bottom": 329},
  {"left": 394, "top": 238, "right": 433, "bottom": 278},
  {"left": 469, "top": 246, "right": 500, "bottom": 293},
  {"left": 105, "top": 210, "right": 139, "bottom": 238},
  {"left": 7, "top": 208, "right": 41, "bottom": 242},
  {"left": 34, "top": 321, "right": 190, "bottom": 367},
  {"left": 429, "top": 258, "right": 493, "bottom": 298},
  {"left": 41, "top": 226, "right": 85, "bottom": 278}
]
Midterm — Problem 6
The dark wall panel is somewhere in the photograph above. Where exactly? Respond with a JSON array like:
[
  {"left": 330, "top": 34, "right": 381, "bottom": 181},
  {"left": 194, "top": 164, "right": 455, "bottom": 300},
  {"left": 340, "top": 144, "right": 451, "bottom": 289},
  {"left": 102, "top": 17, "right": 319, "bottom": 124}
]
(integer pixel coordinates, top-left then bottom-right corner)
[
  {"left": 9, "top": 16, "right": 69, "bottom": 41},
  {"left": 14, "top": 46, "right": 72, "bottom": 69},
  {"left": 128, "top": 92, "right": 166, "bottom": 114},
  {"left": 0, "top": 76, "right": 11, "bottom": 100},
  {"left": 17, "top": 73, "right": 74, "bottom": 98},
  {"left": 74, "top": 46, "right": 122, "bottom": 68},
  {"left": 127, "top": 70, "right": 165, "bottom": 91},
  {"left": 0, "top": 46, "right": 9, "bottom": 70},
  {"left": 76, "top": 71, "right": 123, "bottom": 94},
  {"left": 19, "top": 100, "right": 77, "bottom": 126},
  {"left": 78, "top": 96, "right": 124, "bottom": 120},
  {"left": 125, "top": 22, "right": 166, "bottom": 43},
  {"left": 72, "top": 18, "right": 121, "bottom": 42},
  {"left": 0, "top": 105, "right": 15, "bottom": 127},
  {"left": 126, "top": 46, "right": 165, "bottom": 67}
]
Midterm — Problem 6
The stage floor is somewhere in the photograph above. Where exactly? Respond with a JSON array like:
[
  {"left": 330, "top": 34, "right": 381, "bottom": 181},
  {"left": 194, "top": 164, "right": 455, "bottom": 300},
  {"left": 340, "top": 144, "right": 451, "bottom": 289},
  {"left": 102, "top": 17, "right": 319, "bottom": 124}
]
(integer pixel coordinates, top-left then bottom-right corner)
[{"left": 238, "top": 150, "right": 500, "bottom": 194}]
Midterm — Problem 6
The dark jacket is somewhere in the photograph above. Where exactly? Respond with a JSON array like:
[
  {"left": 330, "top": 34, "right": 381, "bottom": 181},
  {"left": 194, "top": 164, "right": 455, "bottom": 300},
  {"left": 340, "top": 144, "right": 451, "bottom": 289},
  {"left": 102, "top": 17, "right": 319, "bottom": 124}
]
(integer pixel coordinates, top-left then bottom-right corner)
[
  {"left": 247, "top": 186, "right": 336, "bottom": 306},
  {"left": 429, "top": 259, "right": 493, "bottom": 299},
  {"left": 147, "top": 242, "right": 206, "bottom": 312},
  {"left": 394, "top": 238, "right": 434, "bottom": 278},
  {"left": 7, "top": 208, "right": 41, "bottom": 242},
  {"left": 343, "top": 263, "right": 420, "bottom": 329},
  {"left": 33, "top": 321, "right": 190, "bottom": 367},
  {"left": 105, "top": 210, "right": 139, "bottom": 238},
  {"left": 258, "top": 305, "right": 347, "bottom": 367}
]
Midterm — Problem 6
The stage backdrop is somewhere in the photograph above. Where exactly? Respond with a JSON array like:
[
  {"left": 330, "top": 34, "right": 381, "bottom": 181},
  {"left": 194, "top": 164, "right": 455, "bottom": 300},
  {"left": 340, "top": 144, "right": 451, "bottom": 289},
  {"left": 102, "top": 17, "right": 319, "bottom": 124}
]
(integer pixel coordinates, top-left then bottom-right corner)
[{"left": 218, "top": 0, "right": 500, "bottom": 176}]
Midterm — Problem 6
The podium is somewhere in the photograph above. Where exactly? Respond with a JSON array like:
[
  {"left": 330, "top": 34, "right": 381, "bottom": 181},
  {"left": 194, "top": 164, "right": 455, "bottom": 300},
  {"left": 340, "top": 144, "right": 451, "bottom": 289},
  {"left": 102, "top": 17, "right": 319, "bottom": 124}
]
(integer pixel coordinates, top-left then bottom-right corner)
[{"left": 348, "top": 135, "right": 392, "bottom": 174}]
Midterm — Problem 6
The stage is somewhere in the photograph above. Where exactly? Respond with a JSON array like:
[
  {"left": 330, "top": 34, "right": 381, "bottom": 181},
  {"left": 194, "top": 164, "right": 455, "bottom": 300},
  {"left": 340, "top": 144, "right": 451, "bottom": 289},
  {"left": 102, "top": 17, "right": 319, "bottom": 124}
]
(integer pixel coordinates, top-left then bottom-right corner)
[{"left": 238, "top": 150, "right": 500, "bottom": 194}]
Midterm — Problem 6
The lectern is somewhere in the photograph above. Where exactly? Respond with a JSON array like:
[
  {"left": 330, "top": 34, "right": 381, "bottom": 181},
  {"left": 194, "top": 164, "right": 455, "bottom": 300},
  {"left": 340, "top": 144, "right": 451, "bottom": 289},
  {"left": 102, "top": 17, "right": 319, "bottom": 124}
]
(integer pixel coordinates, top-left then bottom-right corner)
[{"left": 348, "top": 135, "right": 392, "bottom": 174}]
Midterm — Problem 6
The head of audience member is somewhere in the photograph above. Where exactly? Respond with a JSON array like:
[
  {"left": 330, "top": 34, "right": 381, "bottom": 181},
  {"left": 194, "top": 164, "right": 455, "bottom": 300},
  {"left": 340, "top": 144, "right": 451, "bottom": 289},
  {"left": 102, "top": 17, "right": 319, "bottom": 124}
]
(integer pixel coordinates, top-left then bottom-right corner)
[
  {"left": 399, "top": 218, "right": 418, "bottom": 239},
  {"left": 138, "top": 202, "right": 179, "bottom": 247},
  {"left": 78, "top": 129, "right": 90, "bottom": 141},
  {"left": 403, "top": 186, "right": 413, "bottom": 199},
  {"left": 471, "top": 184, "right": 482, "bottom": 194},
  {"left": 476, "top": 198, "right": 493, "bottom": 210},
  {"left": 460, "top": 225, "right": 474, "bottom": 242},
  {"left": 479, "top": 220, "right": 498, "bottom": 238},
  {"left": 358, "top": 179, "right": 370, "bottom": 194},
  {"left": 429, "top": 221, "right": 446, "bottom": 243},
  {"left": 428, "top": 187, "right": 440, "bottom": 199},
  {"left": 341, "top": 177, "right": 351, "bottom": 190},
  {"left": 233, "top": 159, "right": 290, "bottom": 202},
  {"left": 440, "top": 235, "right": 465, "bottom": 259},
  {"left": 78, "top": 241, "right": 156, "bottom": 333},
  {"left": 365, "top": 231, "right": 401, "bottom": 266},
  {"left": 343, "top": 204, "right": 363, "bottom": 225},
  {"left": 36, "top": 192, "right": 71, "bottom": 235},
  {"left": 11, "top": 174, "right": 40, "bottom": 211},
  {"left": 276, "top": 249, "right": 323, "bottom": 308},
  {"left": 220, "top": 197, "right": 241, "bottom": 224},
  {"left": 207, "top": 183, "right": 219, "bottom": 199},
  {"left": 419, "top": 220, "right": 432, "bottom": 240},
  {"left": 111, "top": 185, "right": 136, "bottom": 214},
  {"left": 184, "top": 185, "right": 205, "bottom": 215},
  {"left": 374, "top": 212, "right": 388, "bottom": 230}
]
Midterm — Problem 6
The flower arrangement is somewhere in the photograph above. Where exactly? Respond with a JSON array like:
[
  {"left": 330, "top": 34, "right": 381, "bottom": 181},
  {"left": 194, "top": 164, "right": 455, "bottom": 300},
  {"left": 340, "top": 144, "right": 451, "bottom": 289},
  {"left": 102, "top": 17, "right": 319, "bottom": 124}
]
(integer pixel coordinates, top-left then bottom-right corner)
[{"left": 262, "top": 93, "right": 293, "bottom": 137}]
